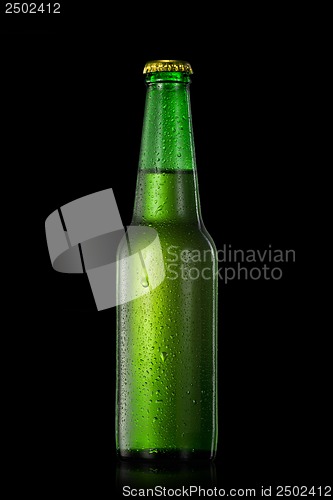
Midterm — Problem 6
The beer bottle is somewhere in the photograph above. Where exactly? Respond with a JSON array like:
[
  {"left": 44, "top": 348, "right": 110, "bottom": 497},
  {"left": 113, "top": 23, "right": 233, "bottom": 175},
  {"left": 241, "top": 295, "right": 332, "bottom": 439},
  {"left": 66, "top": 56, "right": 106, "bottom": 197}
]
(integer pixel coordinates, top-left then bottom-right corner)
[{"left": 116, "top": 60, "right": 218, "bottom": 460}]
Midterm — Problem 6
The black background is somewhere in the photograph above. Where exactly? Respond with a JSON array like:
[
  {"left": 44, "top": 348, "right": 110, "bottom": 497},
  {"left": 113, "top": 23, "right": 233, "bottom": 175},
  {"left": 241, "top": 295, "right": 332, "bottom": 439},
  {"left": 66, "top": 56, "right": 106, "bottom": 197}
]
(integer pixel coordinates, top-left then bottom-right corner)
[{"left": 1, "top": 4, "right": 329, "bottom": 495}]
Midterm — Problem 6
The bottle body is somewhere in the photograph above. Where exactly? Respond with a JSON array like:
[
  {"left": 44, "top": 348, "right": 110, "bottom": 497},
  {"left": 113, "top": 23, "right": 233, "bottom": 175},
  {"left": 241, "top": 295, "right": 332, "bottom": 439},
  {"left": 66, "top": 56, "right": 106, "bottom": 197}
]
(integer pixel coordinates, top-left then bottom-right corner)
[{"left": 116, "top": 63, "right": 218, "bottom": 460}]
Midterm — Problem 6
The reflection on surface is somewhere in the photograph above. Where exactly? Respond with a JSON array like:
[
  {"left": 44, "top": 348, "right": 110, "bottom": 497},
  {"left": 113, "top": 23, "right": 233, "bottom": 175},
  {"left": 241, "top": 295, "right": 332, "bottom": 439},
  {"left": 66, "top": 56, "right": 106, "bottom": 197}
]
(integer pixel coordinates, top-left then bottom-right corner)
[{"left": 116, "top": 460, "right": 217, "bottom": 491}]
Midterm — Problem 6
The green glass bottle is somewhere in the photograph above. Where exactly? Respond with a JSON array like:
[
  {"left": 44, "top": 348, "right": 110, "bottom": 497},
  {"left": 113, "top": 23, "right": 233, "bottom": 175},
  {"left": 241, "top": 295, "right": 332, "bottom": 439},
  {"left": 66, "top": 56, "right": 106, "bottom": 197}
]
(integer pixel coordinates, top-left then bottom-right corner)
[{"left": 116, "top": 60, "right": 218, "bottom": 460}]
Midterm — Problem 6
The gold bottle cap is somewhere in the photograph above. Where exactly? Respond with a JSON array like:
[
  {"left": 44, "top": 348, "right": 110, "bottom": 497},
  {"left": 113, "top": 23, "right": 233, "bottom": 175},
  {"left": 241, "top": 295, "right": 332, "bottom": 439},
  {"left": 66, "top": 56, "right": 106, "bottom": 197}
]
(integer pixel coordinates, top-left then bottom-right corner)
[{"left": 143, "top": 60, "right": 193, "bottom": 75}]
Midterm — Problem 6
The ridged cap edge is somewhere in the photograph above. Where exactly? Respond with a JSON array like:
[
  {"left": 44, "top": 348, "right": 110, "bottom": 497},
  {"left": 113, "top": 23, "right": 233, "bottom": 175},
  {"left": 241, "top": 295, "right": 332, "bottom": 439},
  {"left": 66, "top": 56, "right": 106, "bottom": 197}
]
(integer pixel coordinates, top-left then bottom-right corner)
[{"left": 143, "top": 60, "right": 193, "bottom": 74}]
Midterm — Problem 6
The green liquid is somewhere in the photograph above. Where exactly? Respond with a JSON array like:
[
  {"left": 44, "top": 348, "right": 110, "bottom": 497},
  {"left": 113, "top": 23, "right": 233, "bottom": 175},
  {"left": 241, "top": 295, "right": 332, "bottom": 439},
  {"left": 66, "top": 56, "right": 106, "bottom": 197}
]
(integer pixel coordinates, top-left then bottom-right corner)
[{"left": 116, "top": 171, "right": 218, "bottom": 460}]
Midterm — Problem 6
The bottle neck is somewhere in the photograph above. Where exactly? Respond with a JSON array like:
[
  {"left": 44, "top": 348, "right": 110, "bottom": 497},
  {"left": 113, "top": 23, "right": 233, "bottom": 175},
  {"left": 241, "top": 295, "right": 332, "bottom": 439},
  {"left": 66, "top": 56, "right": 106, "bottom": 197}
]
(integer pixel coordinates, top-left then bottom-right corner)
[{"left": 132, "top": 72, "right": 202, "bottom": 224}]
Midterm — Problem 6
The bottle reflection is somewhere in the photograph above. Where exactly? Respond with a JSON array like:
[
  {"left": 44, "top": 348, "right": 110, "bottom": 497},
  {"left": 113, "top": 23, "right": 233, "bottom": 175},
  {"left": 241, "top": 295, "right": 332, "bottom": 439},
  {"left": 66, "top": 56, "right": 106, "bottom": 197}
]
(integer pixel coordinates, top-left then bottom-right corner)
[{"left": 116, "top": 460, "right": 217, "bottom": 491}]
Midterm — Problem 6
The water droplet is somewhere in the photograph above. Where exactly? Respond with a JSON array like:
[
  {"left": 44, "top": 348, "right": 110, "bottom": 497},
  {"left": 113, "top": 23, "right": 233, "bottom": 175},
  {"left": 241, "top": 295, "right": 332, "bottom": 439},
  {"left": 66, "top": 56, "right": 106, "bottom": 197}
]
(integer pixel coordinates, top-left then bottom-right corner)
[
  {"left": 149, "top": 448, "right": 158, "bottom": 454},
  {"left": 192, "top": 400, "right": 197, "bottom": 404},
  {"left": 160, "top": 352, "right": 168, "bottom": 362},
  {"left": 141, "top": 276, "right": 149, "bottom": 288},
  {"left": 153, "top": 417, "right": 158, "bottom": 422}
]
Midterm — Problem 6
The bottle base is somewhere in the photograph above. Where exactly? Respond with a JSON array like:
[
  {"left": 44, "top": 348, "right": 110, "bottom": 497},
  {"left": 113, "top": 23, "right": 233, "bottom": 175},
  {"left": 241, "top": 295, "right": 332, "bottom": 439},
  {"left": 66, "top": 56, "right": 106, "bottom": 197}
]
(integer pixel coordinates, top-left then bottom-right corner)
[{"left": 118, "top": 448, "right": 216, "bottom": 462}]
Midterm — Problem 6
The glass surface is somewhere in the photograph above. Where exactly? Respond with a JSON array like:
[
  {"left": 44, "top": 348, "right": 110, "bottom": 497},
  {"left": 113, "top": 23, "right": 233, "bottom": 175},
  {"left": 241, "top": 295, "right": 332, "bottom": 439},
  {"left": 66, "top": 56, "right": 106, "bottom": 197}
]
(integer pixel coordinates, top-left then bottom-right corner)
[{"left": 116, "top": 69, "right": 218, "bottom": 460}]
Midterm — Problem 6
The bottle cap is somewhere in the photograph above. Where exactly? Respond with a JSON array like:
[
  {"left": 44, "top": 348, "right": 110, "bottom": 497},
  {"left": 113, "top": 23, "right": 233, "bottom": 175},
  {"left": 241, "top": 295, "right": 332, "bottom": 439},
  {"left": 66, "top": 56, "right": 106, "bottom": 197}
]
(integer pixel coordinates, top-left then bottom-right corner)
[{"left": 143, "top": 60, "right": 193, "bottom": 74}]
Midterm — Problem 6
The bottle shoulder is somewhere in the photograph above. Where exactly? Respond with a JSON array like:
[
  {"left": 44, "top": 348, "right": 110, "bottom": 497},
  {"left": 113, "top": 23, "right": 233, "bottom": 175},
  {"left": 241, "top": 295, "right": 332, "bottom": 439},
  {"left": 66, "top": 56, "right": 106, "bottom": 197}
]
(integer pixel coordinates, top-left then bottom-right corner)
[
  {"left": 199, "top": 222, "right": 218, "bottom": 252},
  {"left": 119, "top": 221, "right": 217, "bottom": 255}
]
